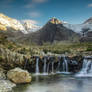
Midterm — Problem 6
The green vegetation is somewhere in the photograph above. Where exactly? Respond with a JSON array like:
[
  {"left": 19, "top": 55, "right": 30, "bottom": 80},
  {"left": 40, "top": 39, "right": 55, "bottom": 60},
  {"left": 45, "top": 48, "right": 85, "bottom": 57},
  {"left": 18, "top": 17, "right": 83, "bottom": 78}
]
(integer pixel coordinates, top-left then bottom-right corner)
[
  {"left": 0, "top": 32, "right": 92, "bottom": 71},
  {"left": 0, "top": 32, "right": 92, "bottom": 57}
]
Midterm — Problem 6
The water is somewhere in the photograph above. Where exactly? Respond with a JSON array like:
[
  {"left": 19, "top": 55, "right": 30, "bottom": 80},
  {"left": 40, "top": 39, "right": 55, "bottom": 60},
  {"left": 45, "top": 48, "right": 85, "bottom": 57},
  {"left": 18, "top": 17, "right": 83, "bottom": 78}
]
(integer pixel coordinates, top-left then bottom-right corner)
[
  {"left": 35, "top": 58, "right": 40, "bottom": 75},
  {"left": 14, "top": 57, "right": 92, "bottom": 92},
  {"left": 63, "top": 56, "right": 68, "bottom": 72},
  {"left": 76, "top": 58, "right": 92, "bottom": 77},
  {"left": 13, "top": 74, "right": 92, "bottom": 92},
  {"left": 43, "top": 58, "right": 47, "bottom": 73},
  {"left": 43, "top": 57, "right": 48, "bottom": 75},
  {"left": 56, "top": 61, "right": 60, "bottom": 72},
  {"left": 51, "top": 62, "right": 54, "bottom": 73},
  {"left": 35, "top": 56, "right": 69, "bottom": 75},
  {"left": 47, "top": 63, "right": 50, "bottom": 73}
]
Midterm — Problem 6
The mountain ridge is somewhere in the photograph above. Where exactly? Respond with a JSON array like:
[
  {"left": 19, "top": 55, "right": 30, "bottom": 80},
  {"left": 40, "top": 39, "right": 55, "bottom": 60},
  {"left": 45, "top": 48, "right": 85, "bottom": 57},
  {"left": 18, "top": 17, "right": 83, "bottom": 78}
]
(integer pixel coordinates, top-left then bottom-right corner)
[
  {"left": 18, "top": 18, "right": 80, "bottom": 45},
  {"left": 0, "top": 13, "right": 40, "bottom": 34}
]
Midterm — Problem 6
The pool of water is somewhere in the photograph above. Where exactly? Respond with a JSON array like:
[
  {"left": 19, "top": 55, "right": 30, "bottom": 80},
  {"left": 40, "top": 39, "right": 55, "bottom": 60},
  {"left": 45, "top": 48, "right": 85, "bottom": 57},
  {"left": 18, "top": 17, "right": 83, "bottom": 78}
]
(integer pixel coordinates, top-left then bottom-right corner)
[{"left": 13, "top": 73, "right": 92, "bottom": 92}]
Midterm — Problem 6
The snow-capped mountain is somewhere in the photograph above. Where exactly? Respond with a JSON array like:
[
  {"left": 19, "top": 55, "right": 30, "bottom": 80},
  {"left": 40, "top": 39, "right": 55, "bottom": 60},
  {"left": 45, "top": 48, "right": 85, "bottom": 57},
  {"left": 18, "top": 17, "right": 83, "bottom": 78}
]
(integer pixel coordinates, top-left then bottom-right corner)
[
  {"left": 63, "top": 23, "right": 92, "bottom": 33},
  {"left": 0, "top": 13, "right": 92, "bottom": 35},
  {"left": 21, "top": 17, "right": 79, "bottom": 44},
  {"left": 0, "top": 13, "right": 26, "bottom": 32},
  {"left": 22, "top": 20, "right": 41, "bottom": 33},
  {"left": 0, "top": 13, "right": 40, "bottom": 34},
  {"left": 84, "top": 17, "right": 92, "bottom": 24},
  {"left": 63, "top": 17, "right": 92, "bottom": 33}
]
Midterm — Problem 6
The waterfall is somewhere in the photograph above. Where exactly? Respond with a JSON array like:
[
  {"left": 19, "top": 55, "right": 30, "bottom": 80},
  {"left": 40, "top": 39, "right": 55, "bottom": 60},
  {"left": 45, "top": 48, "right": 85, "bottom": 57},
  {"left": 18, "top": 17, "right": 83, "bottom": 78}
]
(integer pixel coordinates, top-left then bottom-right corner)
[
  {"left": 36, "top": 58, "right": 40, "bottom": 74},
  {"left": 47, "top": 63, "right": 50, "bottom": 73},
  {"left": 43, "top": 57, "right": 47, "bottom": 75},
  {"left": 24, "top": 59, "right": 28, "bottom": 70},
  {"left": 63, "top": 62, "right": 65, "bottom": 71},
  {"left": 76, "top": 58, "right": 92, "bottom": 77},
  {"left": 56, "top": 61, "right": 61, "bottom": 72},
  {"left": 63, "top": 56, "right": 68, "bottom": 72},
  {"left": 34, "top": 56, "right": 70, "bottom": 75},
  {"left": 51, "top": 62, "right": 54, "bottom": 73}
]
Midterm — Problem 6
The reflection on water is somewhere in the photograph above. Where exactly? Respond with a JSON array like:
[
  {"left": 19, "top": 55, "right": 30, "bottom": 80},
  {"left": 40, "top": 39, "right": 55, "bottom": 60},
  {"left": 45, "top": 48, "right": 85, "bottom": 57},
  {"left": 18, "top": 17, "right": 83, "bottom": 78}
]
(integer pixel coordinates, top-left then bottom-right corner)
[{"left": 14, "top": 74, "right": 92, "bottom": 92}]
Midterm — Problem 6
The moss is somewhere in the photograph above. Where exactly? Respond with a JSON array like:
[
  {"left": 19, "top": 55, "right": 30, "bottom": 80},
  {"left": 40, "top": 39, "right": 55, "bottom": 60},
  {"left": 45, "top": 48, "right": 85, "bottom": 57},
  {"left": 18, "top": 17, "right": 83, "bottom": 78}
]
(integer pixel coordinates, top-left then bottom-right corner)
[
  {"left": 86, "top": 47, "right": 92, "bottom": 51},
  {"left": 0, "top": 56, "right": 3, "bottom": 61}
]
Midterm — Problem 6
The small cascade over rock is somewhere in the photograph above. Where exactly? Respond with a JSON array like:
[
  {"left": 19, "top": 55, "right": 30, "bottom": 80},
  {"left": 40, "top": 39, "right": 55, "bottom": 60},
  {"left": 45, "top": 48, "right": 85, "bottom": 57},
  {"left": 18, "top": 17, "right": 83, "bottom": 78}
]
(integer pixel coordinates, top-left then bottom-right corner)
[
  {"left": 35, "top": 57, "right": 40, "bottom": 74},
  {"left": 56, "top": 60, "right": 60, "bottom": 72},
  {"left": 51, "top": 61, "right": 54, "bottom": 73},
  {"left": 34, "top": 56, "right": 71, "bottom": 75},
  {"left": 43, "top": 57, "right": 48, "bottom": 75},
  {"left": 63, "top": 56, "right": 68, "bottom": 72},
  {"left": 76, "top": 56, "right": 92, "bottom": 77},
  {"left": 23, "top": 55, "right": 81, "bottom": 75}
]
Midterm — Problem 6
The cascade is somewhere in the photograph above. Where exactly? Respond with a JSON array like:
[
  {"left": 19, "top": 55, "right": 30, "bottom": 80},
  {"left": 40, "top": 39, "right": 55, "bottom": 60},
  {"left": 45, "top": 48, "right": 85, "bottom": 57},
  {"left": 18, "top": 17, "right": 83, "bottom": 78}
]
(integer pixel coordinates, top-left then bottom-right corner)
[
  {"left": 47, "top": 63, "right": 50, "bottom": 73},
  {"left": 51, "top": 62, "right": 54, "bottom": 73},
  {"left": 76, "top": 58, "right": 92, "bottom": 77},
  {"left": 57, "top": 61, "right": 61, "bottom": 72},
  {"left": 43, "top": 57, "right": 47, "bottom": 74},
  {"left": 63, "top": 56, "right": 68, "bottom": 72},
  {"left": 36, "top": 58, "right": 40, "bottom": 74}
]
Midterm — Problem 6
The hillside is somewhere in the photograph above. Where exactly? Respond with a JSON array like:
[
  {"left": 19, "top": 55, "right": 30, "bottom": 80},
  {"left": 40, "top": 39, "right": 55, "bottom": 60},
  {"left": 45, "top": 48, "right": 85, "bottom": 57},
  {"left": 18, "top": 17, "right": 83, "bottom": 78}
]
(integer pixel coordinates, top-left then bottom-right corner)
[{"left": 18, "top": 18, "right": 80, "bottom": 45}]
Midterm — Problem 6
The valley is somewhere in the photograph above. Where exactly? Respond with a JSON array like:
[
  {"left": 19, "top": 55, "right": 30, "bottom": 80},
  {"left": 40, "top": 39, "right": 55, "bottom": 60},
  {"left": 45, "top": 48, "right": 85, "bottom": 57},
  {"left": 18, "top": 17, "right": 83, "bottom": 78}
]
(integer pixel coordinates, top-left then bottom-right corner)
[{"left": 0, "top": 13, "right": 92, "bottom": 92}]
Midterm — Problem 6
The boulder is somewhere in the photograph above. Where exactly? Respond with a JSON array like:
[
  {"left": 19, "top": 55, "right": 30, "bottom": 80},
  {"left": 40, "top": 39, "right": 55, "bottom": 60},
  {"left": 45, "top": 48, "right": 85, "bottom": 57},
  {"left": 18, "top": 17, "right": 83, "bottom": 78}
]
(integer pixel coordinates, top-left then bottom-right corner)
[
  {"left": 0, "top": 68, "right": 6, "bottom": 79},
  {"left": 7, "top": 68, "right": 32, "bottom": 84}
]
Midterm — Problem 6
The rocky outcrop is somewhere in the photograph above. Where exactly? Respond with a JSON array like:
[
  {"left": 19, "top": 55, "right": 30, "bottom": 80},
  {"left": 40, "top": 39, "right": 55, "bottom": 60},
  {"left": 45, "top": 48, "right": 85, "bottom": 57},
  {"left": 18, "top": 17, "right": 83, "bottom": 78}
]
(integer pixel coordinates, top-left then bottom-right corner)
[
  {"left": 0, "top": 68, "right": 16, "bottom": 92},
  {"left": 0, "top": 68, "right": 6, "bottom": 79},
  {"left": 0, "top": 47, "right": 30, "bottom": 70},
  {"left": 7, "top": 68, "right": 32, "bottom": 84},
  {"left": 0, "top": 80, "right": 16, "bottom": 92},
  {"left": 49, "top": 17, "right": 62, "bottom": 24}
]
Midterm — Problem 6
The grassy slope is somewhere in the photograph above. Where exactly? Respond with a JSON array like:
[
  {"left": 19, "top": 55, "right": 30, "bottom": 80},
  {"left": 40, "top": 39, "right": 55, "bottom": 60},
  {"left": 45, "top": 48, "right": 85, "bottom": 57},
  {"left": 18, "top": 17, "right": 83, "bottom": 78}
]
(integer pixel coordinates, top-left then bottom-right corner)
[{"left": 0, "top": 31, "right": 92, "bottom": 57}]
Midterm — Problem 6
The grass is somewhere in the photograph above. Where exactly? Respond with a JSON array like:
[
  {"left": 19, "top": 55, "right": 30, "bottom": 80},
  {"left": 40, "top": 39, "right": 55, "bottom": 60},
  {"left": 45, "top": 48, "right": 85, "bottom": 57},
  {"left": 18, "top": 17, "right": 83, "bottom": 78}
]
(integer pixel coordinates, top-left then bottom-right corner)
[{"left": 0, "top": 32, "right": 92, "bottom": 56}]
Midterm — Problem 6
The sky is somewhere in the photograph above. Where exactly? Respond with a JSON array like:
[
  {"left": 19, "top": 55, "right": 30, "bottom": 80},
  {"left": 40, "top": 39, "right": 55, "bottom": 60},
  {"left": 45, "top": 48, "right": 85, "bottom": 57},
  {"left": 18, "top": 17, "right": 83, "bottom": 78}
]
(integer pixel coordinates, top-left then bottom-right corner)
[{"left": 0, "top": 0, "right": 92, "bottom": 26}]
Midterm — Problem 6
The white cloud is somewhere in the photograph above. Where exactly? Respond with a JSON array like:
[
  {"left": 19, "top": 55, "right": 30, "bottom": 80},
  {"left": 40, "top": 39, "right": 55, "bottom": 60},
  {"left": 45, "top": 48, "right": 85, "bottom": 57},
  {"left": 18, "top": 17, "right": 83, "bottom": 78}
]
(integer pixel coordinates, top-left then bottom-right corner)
[
  {"left": 25, "top": 0, "right": 48, "bottom": 8},
  {"left": 32, "top": 0, "right": 47, "bottom": 3},
  {"left": 28, "top": 12, "right": 41, "bottom": 18},
  {"left": 88, "top": 3, "right": 92, "bottom": 7}
]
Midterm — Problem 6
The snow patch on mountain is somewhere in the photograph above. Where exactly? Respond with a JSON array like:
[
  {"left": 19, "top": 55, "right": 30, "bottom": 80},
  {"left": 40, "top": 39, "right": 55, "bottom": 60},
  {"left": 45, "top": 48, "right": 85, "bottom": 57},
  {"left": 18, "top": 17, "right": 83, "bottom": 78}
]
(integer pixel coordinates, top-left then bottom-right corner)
[
  {"left": 22, "top": 20, "right": 41, "bottom": 33},
  {"left": 63, "top": 23, "right": 92, "bottom": 33},
  {"left": 0, "top": 13, "right": 41, "bottom": 34}
]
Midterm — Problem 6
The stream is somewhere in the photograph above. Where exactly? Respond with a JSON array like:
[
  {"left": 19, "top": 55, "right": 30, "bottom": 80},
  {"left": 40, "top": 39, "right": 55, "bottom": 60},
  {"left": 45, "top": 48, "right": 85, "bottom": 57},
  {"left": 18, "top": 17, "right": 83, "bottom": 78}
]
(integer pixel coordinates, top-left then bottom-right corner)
[
  {"left": 14, "top": 74, "right": 92, "bottom": 92},
  {"left": 13, "top": 56, "right": 92, "bottom": 92}
]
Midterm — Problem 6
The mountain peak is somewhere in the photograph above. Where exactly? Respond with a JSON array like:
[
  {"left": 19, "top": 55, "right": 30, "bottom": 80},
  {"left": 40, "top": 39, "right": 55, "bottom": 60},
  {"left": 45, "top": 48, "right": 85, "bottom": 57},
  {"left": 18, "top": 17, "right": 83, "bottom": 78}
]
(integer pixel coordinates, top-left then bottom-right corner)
[
  {"left": 49, "top": 17, "right": 62, "bottom": 24},
  {"left": 84, "top": 17, "right": 92, "bottom": 24}
]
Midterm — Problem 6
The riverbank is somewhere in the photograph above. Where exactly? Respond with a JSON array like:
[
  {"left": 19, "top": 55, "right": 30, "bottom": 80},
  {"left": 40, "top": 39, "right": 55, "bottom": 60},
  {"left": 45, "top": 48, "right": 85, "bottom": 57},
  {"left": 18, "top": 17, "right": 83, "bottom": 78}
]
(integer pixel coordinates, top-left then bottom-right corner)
[
  {"left": 0, "top": 40, "right": 92, "bottom": 91},
  {"left": 0, "top": 67, "right": 32, "bottom": 92}
]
